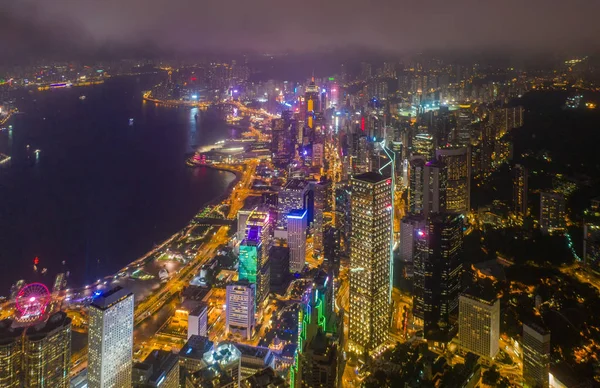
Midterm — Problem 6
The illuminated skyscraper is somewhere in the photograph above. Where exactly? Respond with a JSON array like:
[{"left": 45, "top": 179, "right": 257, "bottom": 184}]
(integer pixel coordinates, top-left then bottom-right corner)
[
  {"left": 409, "top": 157, "right": 447, "bottom": 216},
  {"left": 458, "top": 293, "right": 500, "bottom": 359},
  {"left": 88, "top": 286, "right": 134, "bottom": 388},
  {"left": 239, "top": 208, "right": 272, "bottom": 308},
  {"left": 313, "top": 179, "right": 331, "bottom": 256},
  {"left": 0, "top": 312, "right": 72, "bottom": 388},
  {"left": 348, "top": 172, "right": 392, "bottom": 355},
  {"left": 540, "top": 191, "right": 565, "bottom": 235},
  {"left": 522, "top": 323, "right": 550, "bottom": 388},
  {"left": 288, "top": 209, "right": 307, "bottom": 273},
  {"left": 413, "top": 213, "right": 463, "bottom": 344},
  {"left": 22, "top": 312, "right": 72, "bottom": 388},
  {"left": 132, "top": 350, "right": 179, "bottom": 388},
  {"left": 305, "top": 78, "right": 320, "bottom": 129},
  {"left": 399, "top": 214, "right": 426, "bottom": 263},
  {"left": 513, "top": 164, "right": 529, "bottom": 217},
  {"left": 436, "top": 147, "right": 471, "bottom": 214},
  {"left": 226, "top": 282, "right": 256, "bottom": 340},
  {"left": 277, "top": 179, "right": 310, "bottom": 228}
]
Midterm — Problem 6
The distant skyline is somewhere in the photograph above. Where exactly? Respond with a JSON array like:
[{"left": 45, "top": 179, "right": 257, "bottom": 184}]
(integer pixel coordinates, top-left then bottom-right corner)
[{"left": 2, "top": 0, "right": 600, "bottom": 61}]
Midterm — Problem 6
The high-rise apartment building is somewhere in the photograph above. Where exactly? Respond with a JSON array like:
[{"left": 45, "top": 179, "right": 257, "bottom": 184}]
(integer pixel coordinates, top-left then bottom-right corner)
[
  {"left": 458, "top": 293, "right": 500, "bottom": 359},
  {"left": 226, "top": 282, "right": 256, "bottom": 340},
  {"left": 88, "top": 286, "right": 135, "bottom": 388},
  {"left": 540, "top": 191, "right": 566, "bottom": 235},
  {"left": 513, "top": 164, "right": 529, "bottom": 217},
  {"left": 348, "top": 172, "right": 392, "bottom": 355},
  {"left": 436, "top": 147, "right": 471, "bottom": 214},
  {"left": 313, "top": 179, "right": 331, "bottom": 256},
  {"left": 413, "top": 213, "right": 463, "bottom": 343},
  {"left": 522, "top": 323, "right": 551, "bottom": 388},
  {"left": 288, "top": 209, "right": 307, "bottom": 273}
]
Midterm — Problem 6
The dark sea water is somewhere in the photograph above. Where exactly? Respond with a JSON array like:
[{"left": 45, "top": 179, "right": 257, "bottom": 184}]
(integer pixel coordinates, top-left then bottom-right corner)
[{"left": 0, "top": 75, "right": 236, "bottom": 294}]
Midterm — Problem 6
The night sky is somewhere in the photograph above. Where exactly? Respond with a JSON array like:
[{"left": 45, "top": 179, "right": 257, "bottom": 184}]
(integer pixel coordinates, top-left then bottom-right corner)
[{"left": 2, "top": 0, "right": 600, "bottom": 59}]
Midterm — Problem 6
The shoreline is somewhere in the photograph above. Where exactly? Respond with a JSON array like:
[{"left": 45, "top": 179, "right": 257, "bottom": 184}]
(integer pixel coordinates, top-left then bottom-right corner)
[{"left": 111, "top": 163, "right": 241, "bottom": 278}]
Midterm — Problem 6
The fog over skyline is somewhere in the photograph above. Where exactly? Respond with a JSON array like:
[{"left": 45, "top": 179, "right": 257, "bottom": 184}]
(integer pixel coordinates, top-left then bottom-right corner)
[{"left": 2, "top": 0, "right": 600, "bottom": 60}]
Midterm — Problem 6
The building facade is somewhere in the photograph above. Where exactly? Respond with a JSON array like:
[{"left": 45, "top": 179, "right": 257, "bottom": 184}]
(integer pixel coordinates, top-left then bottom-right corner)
[
  {"left": 226, "top": 282, "right": 256, "bottom": 340},
  {"left": 88, "top": 287, "right": 135, "bottom": 388},
  {"left": 523, "top": 323, "right": 551, "bottom": 388},
  {"left": 458, "top": 293, "right": 500, "bottom": 359},
  {"left": 348, "top": 172, "right": 392, "bottom": 355}
]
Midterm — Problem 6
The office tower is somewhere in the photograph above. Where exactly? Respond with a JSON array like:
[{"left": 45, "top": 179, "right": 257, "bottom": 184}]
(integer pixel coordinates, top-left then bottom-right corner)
[
  {"left": 348, "top": 172, "right": 392, "bottom": 355},
  {"left": 179, "top": 335, "right": 214, "bottom": 376},
  {"left": 269, "top": 245, "right": 290, "bottom": 286},
  {"left": 323, "top": 227, "right": 341, "bottom": 271},
  {"left": 413, "top": 213, "right": 463, "bottom": 344},
  {"left": 239, "top": 209, "right": 271, "bottom": 308},
  {"left": 458, "top": 293, "right": 500, "bottom": 359},
  {"left": 399, "top": 214, "right": 426, "bottom": 262},
  {"left": 88, "top": 287, "right": 134, "bottom": 388},
  {"left": 409, "top": 156, "right": 447, "bottom": 216},
  {"left": 233, "top": 344, "right": 275, "bottom": 379},
  {"left": 513, "top": 164, "right": 529, "bottom": 217},
  {"left": 412, "top": 132, "right": 435, "bottom": 160},
  {"left": 454, "top": 108, "right": 472, "bottom": 147},
  {"left": 540, "top": 191, "right": 566, "bottom": 235},
  {"left": 305, "top": 79, "right": 320, "bottom": 129},
  {"left": 313, "top": 179, "right": 331, "bottom": 255},
  {"left": 133, "top": 350, "right": 179, "bottom": 388},
  {"left": 237, "top": 209, "right": 254, "bottom": 240},
  {"left": 583, "top": 199, "right": 600, "bottom": 272},
  {"left": 423, "top": 160, "right": 447, "bottom": 216},
  {"left": 409, "top": 156, "right": 427, "bottom": 214},
  {"left": 271, "top": 118, "right": 292, "bottom": 167},
  {"left": 300, "top": 331, "right": 338, "bottom": 388},
  {"left": 288, "top": 209, "right": 307, "bottom": 273},
  {"left": 188, "top": 303, "right": 208, "bottom": 339},
  {"left": 436, "top": 147, "right": 471, "bottom": 214},
  {"left": 313, "top": 143, "right": 324, "bottom": 168},
  {"left": 278, "top": 179, "right": 310, "bottom": 228},
  {"left": 522, "top": 323, "right": 551, "bottom": 388},
  {"left": 226, "top": 282, "right": 256, "bottom": 340}
]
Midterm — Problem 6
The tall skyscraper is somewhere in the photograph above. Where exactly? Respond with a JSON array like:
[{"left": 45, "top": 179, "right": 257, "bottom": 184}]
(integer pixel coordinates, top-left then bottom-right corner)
[
  {"left": 239, "top": 208, "right": 271, "bottom": 309},
  {"left": 23, "top": 312, "right": 72, "bottom": 388},
  {"left": 0, "top": 311, "right": 72, "bottom": 388},
  {"left": 288, "top": 209, "right": 307, "bottom": 273},
  {"left": 409, "top": 157, "right": 447, "bottom": 216},
  {"left": 513, "top": 164, "right": 529, "bottom": 217},
  {"left": 313, "top": 179, "right": 331, "bottom": 255},
  {"left": 458, "top": 293, "right": 500, "bottom": 359},
  {"left": 399, "top": 214, "right": 426, "bottom": 263},
  {"left": 278, "top": 179, "right": 310, "bottom": 228},
  {"left": 413, "top": 213, "right": 463, "bottom": 344},
  {"left": 436, "top": 147, "right": 471, "bottom": 214},
  {"left": 88, "top": 286, "right": 135, "bottom": 388},
  {"left": 540, "top": 191, "right": 566, "bottom": 235},
  {"left": 522, "top": 323, "right": 551, "bottom": 388},
  {"left": 348, "top": 172, "right": 392, "bottom": 355},
  {"left": 226, "top": 282, "right": 256, "bottom": 340}
]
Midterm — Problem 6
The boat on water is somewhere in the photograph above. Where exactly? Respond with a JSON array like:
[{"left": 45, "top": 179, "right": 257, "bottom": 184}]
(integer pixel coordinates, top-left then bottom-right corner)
[
  {"left": 129, "top": 118, "right": 134, "bottom": 126},
  {"left": 79, "top": 95, "right": 86, "bottom": 100}
]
